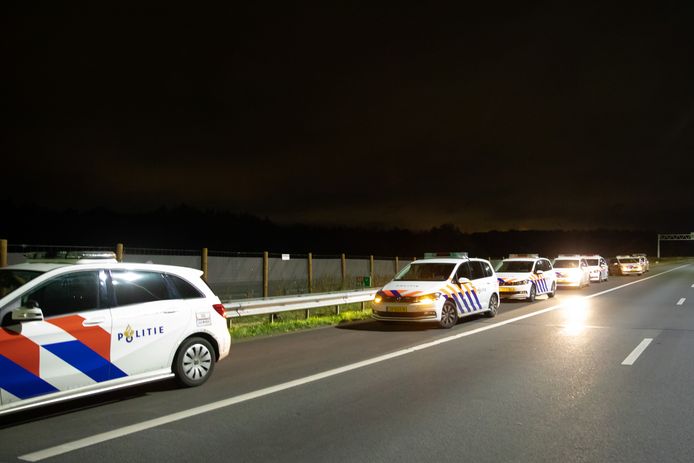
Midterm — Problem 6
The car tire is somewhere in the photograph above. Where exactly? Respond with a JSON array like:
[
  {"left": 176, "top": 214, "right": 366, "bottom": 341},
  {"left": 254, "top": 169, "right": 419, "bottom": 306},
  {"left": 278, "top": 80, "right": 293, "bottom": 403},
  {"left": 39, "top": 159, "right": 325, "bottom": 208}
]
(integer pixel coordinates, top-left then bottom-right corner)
[
  {"left": 527, "top": 284, "right": 536, "bottom": 302},
  {"left": 548, "top": 281, "right": 556, "bottom": 298},
  {"left": 485, "top": 293, "right": 499, "bottom": 318},
  {"left": 439, "top": 300, "right": 458, "bottom": 329},
  {"left": 173, "top": 337, "right": 216, "bottom": 388}
]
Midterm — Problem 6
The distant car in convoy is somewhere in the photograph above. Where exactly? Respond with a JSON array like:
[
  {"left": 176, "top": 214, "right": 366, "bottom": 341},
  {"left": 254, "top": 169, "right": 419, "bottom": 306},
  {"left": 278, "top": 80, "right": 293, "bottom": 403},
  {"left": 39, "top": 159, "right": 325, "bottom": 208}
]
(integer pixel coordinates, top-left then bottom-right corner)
[
  {"left": 613, "top": 255, "right": 644, "bottom": 275},
  {"left": 632, "top": 253, "right": 650, "bottom": 272},
  {"left": 582, "top": 255, "right": 609, "bottom": 282},
  {"left": 372, "top": 252, "right": 500, "bottom": 328},
  {"left": 552, "top": 255, "right": 591, "bottom": 288},
  {"left": 608, "top": 258, "right": 622, "bottom": 276},
  {"left": 0, "top": 251, "right": 231, "bottom": 416},
  {"left": 496, "top": 254, "right": 556, "bottom": 302}
]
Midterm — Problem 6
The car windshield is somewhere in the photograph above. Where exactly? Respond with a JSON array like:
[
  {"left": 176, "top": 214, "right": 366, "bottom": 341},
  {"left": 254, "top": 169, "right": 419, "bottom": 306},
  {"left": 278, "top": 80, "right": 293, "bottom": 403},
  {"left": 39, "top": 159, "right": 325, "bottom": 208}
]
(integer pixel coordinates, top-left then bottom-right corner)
[
  {"left": 585, "top": 259, "right": 599, "bottom": 266},
  {"left": 554, "top": 259, "right": 579, "bottom": 268},
  {"left": 497, "top": 261, "right": 534, "bottom": 273},
  {"left": 394, "top": 263, "right": 456, "bottom": 281},
  {"left": 0, "top": 269, "right": 44, "bottom": 299},
  {"left": 619, "top": 258, "right": 639, "bottom": 263}
]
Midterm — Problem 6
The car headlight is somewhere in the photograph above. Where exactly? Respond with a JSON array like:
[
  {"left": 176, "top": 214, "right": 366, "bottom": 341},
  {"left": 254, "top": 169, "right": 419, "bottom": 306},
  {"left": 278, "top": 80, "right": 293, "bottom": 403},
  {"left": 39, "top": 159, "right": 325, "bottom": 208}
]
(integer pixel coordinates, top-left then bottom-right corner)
[
  {"left": 373, "top": 294, "right": 383, "bottom": 304},
  {"left": 415, "top": 293, "right": 440, "bottom": 303}
]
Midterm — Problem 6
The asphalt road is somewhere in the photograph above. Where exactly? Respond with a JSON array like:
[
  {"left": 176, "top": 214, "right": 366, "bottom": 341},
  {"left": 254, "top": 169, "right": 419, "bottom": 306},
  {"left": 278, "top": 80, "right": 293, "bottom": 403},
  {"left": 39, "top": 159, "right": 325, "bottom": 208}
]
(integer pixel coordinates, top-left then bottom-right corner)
[{"left": 1, "top": 260, "right": 693, "bottom": 463}]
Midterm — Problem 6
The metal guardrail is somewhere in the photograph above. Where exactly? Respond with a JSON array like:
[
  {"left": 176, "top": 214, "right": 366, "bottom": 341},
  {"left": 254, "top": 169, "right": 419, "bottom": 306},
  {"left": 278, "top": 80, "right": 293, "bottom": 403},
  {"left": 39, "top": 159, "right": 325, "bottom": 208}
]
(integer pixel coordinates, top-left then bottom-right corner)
[{"left": 223, "top": 288, "right": 379, "bottom": 318}]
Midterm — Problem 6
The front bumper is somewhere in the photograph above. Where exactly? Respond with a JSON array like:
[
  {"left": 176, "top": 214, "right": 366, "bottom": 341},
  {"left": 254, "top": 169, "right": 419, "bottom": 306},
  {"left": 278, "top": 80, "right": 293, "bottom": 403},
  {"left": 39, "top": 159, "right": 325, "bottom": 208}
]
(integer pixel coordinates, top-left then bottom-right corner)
[
  {"left": 556, "top": 278, "right": 582, "bottom": 287},
  {"left": 499, "top": 285, "right": 531, "bottom": 299},
  {"left": 371, "top": 301, "right": 439, "bottom": 322}
]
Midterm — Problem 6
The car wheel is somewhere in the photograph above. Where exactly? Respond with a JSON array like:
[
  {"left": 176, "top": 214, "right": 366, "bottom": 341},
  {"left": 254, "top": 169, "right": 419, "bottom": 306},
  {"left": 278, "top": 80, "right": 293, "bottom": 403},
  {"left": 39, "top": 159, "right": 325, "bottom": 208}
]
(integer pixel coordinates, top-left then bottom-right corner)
[
  {"left": 485, "top": 293, "right": 499, "bottom": 318},
  {"left": 173, "top": 337, "right": 216, "bottom": 388},
  {"left": 439, "top": 300, "right": 458, "bottom": 329},
  {"left": 527, "top": 284, "right": 536, "bottom": 302},
  {"left": 548, "top": 281, "right": 556, "bottom": 298}
]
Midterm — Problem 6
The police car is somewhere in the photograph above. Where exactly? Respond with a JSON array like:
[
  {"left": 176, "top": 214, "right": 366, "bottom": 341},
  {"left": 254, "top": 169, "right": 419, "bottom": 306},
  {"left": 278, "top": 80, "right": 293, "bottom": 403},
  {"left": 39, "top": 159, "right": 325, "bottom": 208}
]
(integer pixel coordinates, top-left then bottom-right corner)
[
  {"left": 614, "top": 255, "right": 644, "bottom": 275},
  {"left": 495, "top": 254, "right": 557, "bottom": 301},
  {"left": 0, "top": 251, "right": 231, "bottom": 416},
  {"left": 552, "top": 255, "right": 591, "bottom": 288},
  {"left": 372, "top": 253, "right": 500, "bottom": 328},
  {"left": 582, "top": 255, "right": 609, "bottom": 282},
  {"left": 633, "top": 253, "right": 650, "bottom": 272}
]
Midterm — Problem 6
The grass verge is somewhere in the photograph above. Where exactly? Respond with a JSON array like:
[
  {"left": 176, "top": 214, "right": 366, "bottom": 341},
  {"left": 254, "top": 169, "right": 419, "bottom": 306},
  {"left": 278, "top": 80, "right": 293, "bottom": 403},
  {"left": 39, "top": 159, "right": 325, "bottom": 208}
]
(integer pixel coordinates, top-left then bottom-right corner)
[{"left": 230, "top": 303, "right": 373, "bottom": 340}]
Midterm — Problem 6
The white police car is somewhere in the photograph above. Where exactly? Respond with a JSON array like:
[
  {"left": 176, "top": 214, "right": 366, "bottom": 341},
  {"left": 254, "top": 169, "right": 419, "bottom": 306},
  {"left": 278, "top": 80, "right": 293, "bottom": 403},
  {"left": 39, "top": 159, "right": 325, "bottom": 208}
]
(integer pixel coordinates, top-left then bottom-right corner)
[
  {"left": 496, "top": 254, "right": 556, "bottom": 301},
  {"left": 582, "top": 255, "right": 609, "bottom": 282},
  {"left": 552, "top": 255, "right": 591, "bottom": 288},
  {"left": 632, "top": 253, "right": 650, "bottom": 272},
  {"left": 614, "top": 255, "right": 644, "bottom": 275},
  {"left": 0, "top": 252, "right": 231, "bottom": 415},
  {"left": 372, "top": 253, "right": 500, "bottom": 328}
]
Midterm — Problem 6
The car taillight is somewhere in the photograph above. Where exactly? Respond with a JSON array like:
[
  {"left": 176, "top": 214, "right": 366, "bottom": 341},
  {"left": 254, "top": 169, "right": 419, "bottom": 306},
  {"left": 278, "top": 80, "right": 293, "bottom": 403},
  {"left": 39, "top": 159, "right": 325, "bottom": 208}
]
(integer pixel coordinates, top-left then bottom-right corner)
[{"left": 212, "top": 303, "right": 227, "bottom": 318}]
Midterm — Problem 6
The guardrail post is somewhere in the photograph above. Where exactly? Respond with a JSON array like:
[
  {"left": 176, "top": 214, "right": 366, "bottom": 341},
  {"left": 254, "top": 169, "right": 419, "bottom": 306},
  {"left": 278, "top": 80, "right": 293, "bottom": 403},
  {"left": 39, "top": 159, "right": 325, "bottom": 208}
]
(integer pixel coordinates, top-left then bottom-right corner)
[
  {"left": 116, "top": 243, "right": 124, "bottom": 262},
  {"left": 369, "top": 255, "right": 374, "bottom": 287},
  {"left": 341, "top": 253, "right": 346, "bottom": 290},
  {"left": 0, "top": 239, "right": 7, "bottom": 268},
  {"left": 201, "top": 248, "right": 209, "bottom": 282},
  {"left": 394, "top": 256, "right": 399, "bottom": 274}
]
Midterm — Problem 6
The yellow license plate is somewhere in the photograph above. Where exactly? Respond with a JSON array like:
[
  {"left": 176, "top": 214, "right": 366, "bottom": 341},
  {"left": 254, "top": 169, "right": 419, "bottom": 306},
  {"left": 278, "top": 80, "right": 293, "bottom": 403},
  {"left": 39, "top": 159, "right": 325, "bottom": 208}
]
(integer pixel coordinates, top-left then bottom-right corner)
[
  {"left": 388, "top": 306, "right": 408, "bottom": 313},
  {"left": 499, "top": 287, "right": 515, "bottom": 292}
]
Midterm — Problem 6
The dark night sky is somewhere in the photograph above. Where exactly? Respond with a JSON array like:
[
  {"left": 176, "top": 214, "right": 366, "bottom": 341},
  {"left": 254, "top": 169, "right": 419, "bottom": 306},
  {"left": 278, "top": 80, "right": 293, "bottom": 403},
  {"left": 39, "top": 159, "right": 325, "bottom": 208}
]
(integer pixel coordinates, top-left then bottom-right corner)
[{"left": 4, "top": 2, "right": 694, "bottom": 232}]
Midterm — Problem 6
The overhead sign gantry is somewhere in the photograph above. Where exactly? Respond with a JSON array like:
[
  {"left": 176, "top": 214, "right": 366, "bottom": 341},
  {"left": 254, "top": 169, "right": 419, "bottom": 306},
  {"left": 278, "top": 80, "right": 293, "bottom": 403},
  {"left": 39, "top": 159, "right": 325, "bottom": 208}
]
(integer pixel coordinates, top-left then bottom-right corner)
[{"left": 657, "top": 232, "right": 694, "bottom": 258}]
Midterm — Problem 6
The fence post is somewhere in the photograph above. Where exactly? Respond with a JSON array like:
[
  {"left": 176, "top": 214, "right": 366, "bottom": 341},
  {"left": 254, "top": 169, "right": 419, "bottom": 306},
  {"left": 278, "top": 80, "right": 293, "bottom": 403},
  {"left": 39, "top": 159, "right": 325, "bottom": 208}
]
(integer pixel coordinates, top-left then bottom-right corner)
[
  {"left": 116, "top": 243, "right": 124, "bottom": 262},
  {"left": 305, "top": 252, "right": 313, "bottom": 319},
  {"left": 369, "top": 255, "right": 374, "bottom": 287},
  {"left": 201, "top": 248, "right": 208, "bottom": 282},
  {"left": 395, "top": 256, "right": 399, "bottom": 274},
  {"left": 341, "top": 253, "right": 346, "bottom": 290},
  {"left": 263, "top": 251, "right": 274, "bottom": 322},
  {"left": 0, "top": 239, "right": 7, "bottom": 268}
]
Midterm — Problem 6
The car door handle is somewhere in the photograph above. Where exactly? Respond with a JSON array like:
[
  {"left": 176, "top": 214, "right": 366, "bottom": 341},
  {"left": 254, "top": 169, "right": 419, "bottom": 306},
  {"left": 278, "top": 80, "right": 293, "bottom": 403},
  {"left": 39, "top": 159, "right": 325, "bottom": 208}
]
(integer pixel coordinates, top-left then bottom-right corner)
[
  {"left": 162, "top": 310, "right": 177, "bottom": 314},
  {"left": 82, "top": 318, "right": 106, "bottom": 326}
]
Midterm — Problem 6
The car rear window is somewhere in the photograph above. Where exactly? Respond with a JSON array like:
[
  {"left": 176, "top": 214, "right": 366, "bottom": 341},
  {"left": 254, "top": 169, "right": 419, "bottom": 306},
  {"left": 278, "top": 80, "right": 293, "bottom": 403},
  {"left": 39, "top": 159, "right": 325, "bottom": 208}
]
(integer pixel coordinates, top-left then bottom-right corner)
[{"left": 166, "top": 274, "right": 204, "bottom": 299}]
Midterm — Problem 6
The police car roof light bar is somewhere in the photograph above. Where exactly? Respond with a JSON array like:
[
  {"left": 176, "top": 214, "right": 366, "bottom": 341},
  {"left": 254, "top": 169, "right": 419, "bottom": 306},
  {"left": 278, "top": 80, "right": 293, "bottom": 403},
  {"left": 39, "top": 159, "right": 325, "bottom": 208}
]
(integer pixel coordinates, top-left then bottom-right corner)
[{"left": 423, "top": 252, "right": 468, "bottom": 259}]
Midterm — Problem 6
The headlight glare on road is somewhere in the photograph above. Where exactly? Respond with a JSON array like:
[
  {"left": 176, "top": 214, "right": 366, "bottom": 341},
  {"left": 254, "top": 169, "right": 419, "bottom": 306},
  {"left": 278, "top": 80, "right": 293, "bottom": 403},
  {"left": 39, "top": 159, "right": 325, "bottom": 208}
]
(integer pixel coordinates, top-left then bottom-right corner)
[{"left": 561, "top": 296, "right": 590, "bottom": 336}]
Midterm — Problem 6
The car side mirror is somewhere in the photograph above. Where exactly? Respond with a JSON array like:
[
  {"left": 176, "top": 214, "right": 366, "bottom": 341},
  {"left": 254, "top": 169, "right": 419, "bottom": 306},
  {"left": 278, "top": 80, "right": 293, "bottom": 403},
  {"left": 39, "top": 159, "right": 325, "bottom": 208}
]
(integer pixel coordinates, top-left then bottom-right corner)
[
  {"left": 457, "top": 277, "right": 471, "bottom": 284},
  {"left": 535, "top": 270, "right": 544, "bottom": 275},
  {"left": 12, "top": 304, "right": 44, "bottom": 322}
]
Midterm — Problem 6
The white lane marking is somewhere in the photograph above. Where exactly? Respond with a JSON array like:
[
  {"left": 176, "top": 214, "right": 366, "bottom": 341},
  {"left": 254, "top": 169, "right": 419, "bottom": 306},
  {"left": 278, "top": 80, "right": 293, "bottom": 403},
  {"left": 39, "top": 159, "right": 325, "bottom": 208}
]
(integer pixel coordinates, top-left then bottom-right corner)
[
  {"left": 19, "top": 264, "right": 690, "bottom": 462},
  {"left": 622, "top": 338, "right": 654, "bottom": 365},
  {"left": 677, "top": 298, "right": 686, "bottom": 306}
]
